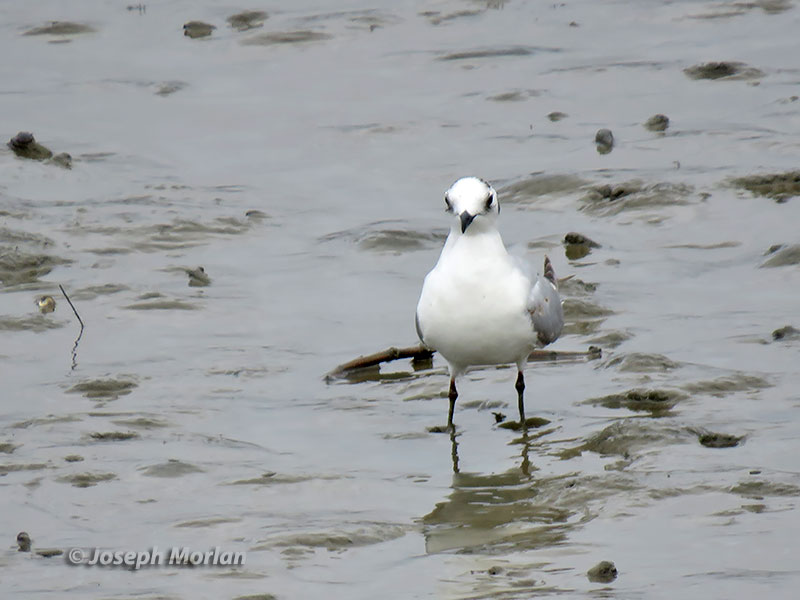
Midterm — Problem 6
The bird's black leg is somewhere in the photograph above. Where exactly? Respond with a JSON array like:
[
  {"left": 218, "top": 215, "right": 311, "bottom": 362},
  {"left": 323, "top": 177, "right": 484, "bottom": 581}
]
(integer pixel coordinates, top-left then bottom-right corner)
[
  {"left": 447, "top": 377, "right": 458, "bottom": 431},
  {"left": 515, "top": 370, "right": 526, "bottom": 427}
]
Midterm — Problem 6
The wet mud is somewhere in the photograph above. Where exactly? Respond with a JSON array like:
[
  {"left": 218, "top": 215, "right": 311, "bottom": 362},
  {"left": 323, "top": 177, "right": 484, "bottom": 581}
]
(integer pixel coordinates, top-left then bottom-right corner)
[{"left": 3, "top": 1, "right": 800, "bottom": 598}]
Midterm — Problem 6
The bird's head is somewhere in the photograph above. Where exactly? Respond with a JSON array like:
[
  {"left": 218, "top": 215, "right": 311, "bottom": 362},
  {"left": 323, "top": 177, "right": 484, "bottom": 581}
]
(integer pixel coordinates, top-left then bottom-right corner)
[{"left": 444, "top": 177, "right": 499, "bottom": 234}]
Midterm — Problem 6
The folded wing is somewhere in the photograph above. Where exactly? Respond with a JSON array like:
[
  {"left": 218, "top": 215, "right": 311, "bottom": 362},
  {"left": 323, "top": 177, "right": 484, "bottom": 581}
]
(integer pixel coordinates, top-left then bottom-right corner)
[{"left": 528, "top": 255, "right": 564, "bottom": 346}]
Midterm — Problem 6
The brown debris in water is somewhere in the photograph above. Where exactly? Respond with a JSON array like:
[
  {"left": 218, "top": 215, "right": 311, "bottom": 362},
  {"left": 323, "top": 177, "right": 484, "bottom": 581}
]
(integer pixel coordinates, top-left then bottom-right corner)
[
  {"left": 242, "top": 30, "right": 331, "bottom": 46},
  {"left": 183, "top": 21, "right": 215, "bottom": 39},
  {"left": 733, "top": 171, "right": 800, "bottom": 202},
  {"left": 23, "top": 22, "right": 95, "bottom": 36},
  {"left": 595, "top": 129, "right": 614, "bottom": 154},
  {"left": 67, "top": 377, "right": 138, "bottom": 400},
  {"left": 772, "top": 325, "right": 800, "bottom": 341},
  {"left": 58, "top": 472, "right": 117, "bottom": 488},
  {"left": 88, "top": 431, "right": 140, "bottom": 442},
  {"left": 587, "top": 560, "right": 618, "bottom": 583},
  {"left": 644, "top": 114, "right": 669, "bottom": 132},
  {"left": 683, "top": 61, "right": 763, "bottom": 80},
  {"left": 564, "top": 232, "right": 600, "bottom": 260},
  {"left": 227, "top": 11, "right": 268, "bottom": 31},
  {"left": 698, "top": 432, "right": 742, "bottom": 448}
]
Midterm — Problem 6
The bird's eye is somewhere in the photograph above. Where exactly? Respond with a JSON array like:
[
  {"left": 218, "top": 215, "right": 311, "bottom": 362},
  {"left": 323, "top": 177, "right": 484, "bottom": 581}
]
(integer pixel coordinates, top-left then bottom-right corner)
[
  {"left": 444, "top": 195, "right": 453, "bottom": 212},
  {"left": 485, "top": 194, "right": 494, "bottom": 211}
]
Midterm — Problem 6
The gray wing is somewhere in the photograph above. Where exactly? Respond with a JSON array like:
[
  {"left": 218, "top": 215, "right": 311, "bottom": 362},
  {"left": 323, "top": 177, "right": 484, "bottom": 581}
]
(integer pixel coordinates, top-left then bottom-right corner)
[{"left": 527, "top": 256, "right": 564, "bottom": 346}]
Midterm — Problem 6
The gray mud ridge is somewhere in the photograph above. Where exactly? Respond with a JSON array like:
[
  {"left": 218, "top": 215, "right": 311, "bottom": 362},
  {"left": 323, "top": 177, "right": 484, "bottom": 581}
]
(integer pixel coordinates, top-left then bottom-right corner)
[
  {"left": 438, "top": 46, "right": 550, "bottom": 61},
  {"left": 23, "top": 21, "right": 95, "bottom": 36},
  {"left": 139, "top": 459, "right": 204, "bottom": 477},
  {"left": 319, "top": 222, "right": 443, "bottom": 253},
  {"left": 732, "top": 171, "right": 800, "bottom": 202},
  {"left": 67, "top": 377, "right": 138, "bottom": 400},
  {"left": 761, "top": 244, "right": 800, "bottom": 268},
  {"left": 487, "top": 90, "right": 539, "bottom": 102},
  {"left": 682, "top": 373, "right": 771, "bottom": 396},
  {"left": 684, "top": 61, "right": 764, "bottom": 80},
  {"left": 58, "top": 472, "right": 116, "bottom": 488},
  {"left": 690, "top": 0, "right": 793, "bottom": 18},
  {"left": 0, "top": 315, "right": 64, "bottom": 332},
  {"left": 241, "top": 30, "right": 331, "bottom": 46},
  {"left": 581, "top": 181, "right": 694, "bottom": 216},
  {"left": 420, "top": 9, "right": 485, "bottom": 26},
  {"left": 559, "top": 419, "right": 694, "bottom": 461},
  {"left": 0, "top": 228, "right": 71, "bottom": 289},
  {"left": 498, "top": 174, "right": 589, "bottom": 205},
  {"left": 604, "top": 352, "right": 681, "bottom": 373},
  {"left": 586, "top": 388, "right": 687, "bottom": 413}
]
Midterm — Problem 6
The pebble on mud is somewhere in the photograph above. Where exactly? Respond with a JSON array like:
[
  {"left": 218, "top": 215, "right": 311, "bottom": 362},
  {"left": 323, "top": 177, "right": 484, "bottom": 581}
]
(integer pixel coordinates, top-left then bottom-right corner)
[
  {"left": 50, "top": 152, "right": 72, "bottom": 169},
  {"left": 587, "top": 560, "right": 617, "bottom": 583},
  {"left": 564, "top": 232, "right": 600, "bottom": 259},
  {"left": 7, "top": 132, "right": 53, "bottom": 160},
  {"left": 183, "top": 21, "right": 216, "bottom": 39},
  {"left": 644, "top": 114, "right": 669, "bottom": 132},
  {"left": 548, "top": 111, "right": 568, "bottom": 121},
  {"left": 35, "top": 295, "right": 56, "bottom": 314},
  {"left": 595, "top": 129, "right": 614, "bottom": 154},
  {"left": 17, "top": 531, "right": 31, "bottom": 552},
  {"left": 732, "top": 171, "right": 800, "bottom": 202},
  {"left": 772, "top": 325, "right": 800, "bottom": 341},
  {"left": 227, "top": 11, "right": 268, "bottom": 31},
  {"left": 590, "top": 184, "right": 634, "bottom": 201},
  {"left": 186, "top": 266, "right": 211, "bottom": 287}
]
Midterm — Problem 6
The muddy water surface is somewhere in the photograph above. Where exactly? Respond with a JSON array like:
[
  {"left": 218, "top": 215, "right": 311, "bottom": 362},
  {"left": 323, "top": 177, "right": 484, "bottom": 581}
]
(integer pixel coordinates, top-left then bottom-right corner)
[{"left": 2, "top": 1, "right": 800, "bottom": 598}]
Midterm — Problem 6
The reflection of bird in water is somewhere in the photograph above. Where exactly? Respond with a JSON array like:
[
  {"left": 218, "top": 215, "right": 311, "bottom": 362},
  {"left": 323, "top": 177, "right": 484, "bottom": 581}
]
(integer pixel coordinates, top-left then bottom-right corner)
[
  {"left": 416, "top": 177, "right": 564, "bottom": 431},
  {"left": 422, "top": 431, "right": 572, "bottom": 555},
  {"left": 35, "top": 295, "right": 56, "bottom": 314}
]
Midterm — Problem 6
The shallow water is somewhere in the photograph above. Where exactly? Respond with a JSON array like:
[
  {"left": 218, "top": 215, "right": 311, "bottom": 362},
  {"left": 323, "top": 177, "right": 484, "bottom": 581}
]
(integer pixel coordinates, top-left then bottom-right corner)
[{"left": 2, "top": 0, "right": 800, "bottom": 598}]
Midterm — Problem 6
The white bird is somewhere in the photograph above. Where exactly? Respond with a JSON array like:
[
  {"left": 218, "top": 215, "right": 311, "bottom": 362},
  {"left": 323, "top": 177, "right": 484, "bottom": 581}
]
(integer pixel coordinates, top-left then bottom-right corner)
[{"left": 415, "top": 177, "right": 564, "bottom": 431}]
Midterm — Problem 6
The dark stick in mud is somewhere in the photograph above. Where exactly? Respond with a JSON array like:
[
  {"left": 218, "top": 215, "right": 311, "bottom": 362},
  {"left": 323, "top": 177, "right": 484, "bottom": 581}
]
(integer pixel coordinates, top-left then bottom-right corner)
[
  {"left": 326, "top": 344, "right": 601, "bottom": 380},
  {"left": 59, "top": 284, "right": 84, "bottom": 370},
  {"left": 59, "top": 284, "right": 84, "bottom": 331}
]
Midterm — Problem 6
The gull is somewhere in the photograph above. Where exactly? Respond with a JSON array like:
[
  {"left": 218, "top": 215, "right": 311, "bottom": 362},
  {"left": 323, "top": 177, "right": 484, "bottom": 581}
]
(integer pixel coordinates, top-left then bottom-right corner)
[{"left": 415, "top": 177, "right": 564, "bottom": 431}]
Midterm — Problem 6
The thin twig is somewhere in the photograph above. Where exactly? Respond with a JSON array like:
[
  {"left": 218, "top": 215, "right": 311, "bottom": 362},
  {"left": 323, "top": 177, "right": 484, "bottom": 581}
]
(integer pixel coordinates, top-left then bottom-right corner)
[
  {"left": 59, "top": 284, "right": 84, "bottom": 331},
  {"left": 59, "top": 284, "right": 85, "bottom": 371}
]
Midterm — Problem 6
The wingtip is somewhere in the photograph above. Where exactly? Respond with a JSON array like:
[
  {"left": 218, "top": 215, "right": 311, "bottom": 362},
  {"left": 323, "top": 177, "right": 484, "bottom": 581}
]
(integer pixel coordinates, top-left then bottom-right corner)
[{"left": 543, "top": 255, "right": 557, "bottom": 286}]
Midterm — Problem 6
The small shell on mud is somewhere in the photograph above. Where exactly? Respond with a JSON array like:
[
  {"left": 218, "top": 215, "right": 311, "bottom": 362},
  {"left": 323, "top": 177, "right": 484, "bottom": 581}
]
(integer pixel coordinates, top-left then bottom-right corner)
[{"left": 36, "top": 295, "right": 56, "bottom": 313}]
